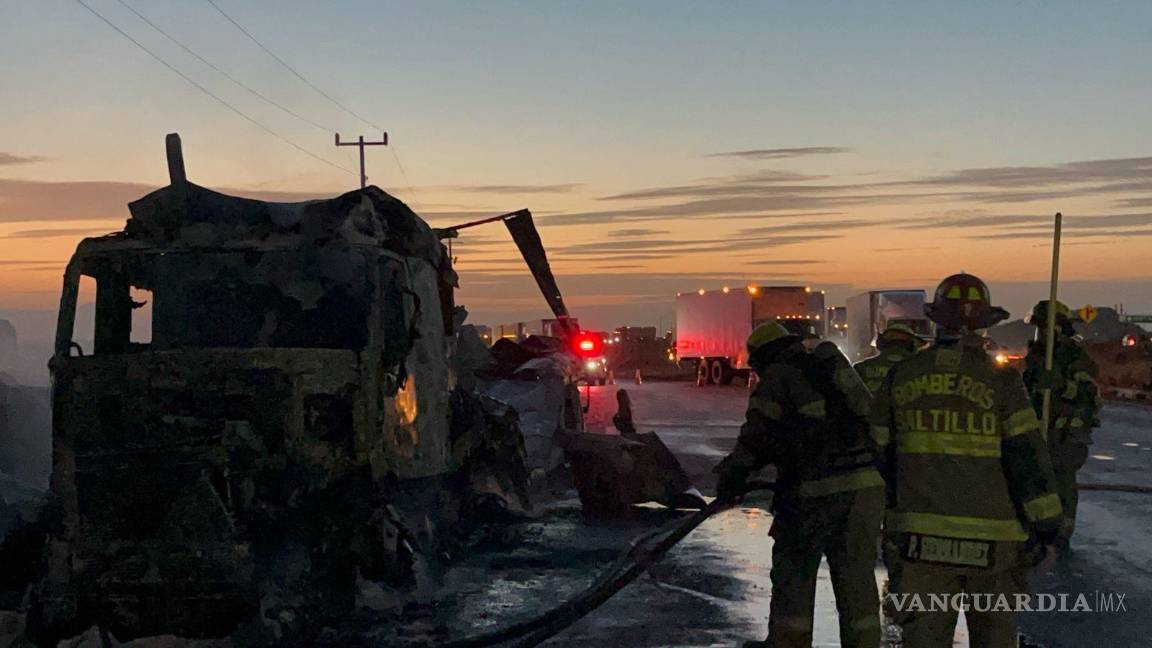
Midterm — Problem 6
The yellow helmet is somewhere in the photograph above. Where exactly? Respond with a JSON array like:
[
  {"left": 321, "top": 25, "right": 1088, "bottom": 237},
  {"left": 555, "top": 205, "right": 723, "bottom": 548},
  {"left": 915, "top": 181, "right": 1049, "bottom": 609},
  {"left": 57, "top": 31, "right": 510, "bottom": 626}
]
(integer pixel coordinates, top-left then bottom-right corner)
[
  {"left": 881, "top": 323, "right": 923, "bottom": 339},
  {"left": 1027, "top": 300, "right": 1072, "bottom": 325},
  {"left": 746, "top": 322, "right": 797, "bottom": 355},
  {"left": 876, "top": 323, "right": 927, "bottom": 351}
]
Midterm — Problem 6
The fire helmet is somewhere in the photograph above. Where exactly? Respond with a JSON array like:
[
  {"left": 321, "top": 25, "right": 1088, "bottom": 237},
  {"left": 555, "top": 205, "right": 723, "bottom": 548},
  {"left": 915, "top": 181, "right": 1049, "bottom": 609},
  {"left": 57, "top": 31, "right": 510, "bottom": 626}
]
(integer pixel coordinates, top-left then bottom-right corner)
[
  {"left": 1026, "top": 300, "right": 1072, "bottom": 326},
  {"left": 924, "top": 273, "right": 1009, "bottom": 331},
  {"left": 746, "top": 322, "right": 799, "bottom": 355},
  {"left": 876, "top": 323, "right": 928, "bottom": 351}
]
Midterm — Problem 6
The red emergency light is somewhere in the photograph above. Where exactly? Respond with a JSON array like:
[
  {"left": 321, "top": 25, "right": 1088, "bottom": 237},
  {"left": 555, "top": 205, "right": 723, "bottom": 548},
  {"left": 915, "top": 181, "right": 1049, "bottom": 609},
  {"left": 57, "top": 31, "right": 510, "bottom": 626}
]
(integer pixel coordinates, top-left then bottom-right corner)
[{"left": 571, "top": 332, "right": 603, "bottom": 358}]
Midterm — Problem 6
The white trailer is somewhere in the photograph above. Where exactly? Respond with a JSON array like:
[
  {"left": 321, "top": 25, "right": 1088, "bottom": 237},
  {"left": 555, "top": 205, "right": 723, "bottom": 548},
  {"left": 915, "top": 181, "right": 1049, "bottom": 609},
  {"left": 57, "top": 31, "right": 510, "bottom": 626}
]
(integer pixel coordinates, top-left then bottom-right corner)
[
  {"left": 675, "top": 286, "right": 823, "bottom": 384},
  {"left": 843, "top": 290, "right": 933, "bottom": 362}
]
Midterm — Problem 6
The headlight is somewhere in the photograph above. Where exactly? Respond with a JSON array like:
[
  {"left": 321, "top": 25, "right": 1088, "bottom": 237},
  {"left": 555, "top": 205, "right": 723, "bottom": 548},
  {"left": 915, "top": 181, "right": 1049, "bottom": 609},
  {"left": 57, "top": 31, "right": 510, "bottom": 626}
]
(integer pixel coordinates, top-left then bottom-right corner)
[
  {"left": 994, "top": 353, "right": 1009, "bottom": 365},
  {"left": 585, "top": 361, "right": 599, "bottom": 371}
]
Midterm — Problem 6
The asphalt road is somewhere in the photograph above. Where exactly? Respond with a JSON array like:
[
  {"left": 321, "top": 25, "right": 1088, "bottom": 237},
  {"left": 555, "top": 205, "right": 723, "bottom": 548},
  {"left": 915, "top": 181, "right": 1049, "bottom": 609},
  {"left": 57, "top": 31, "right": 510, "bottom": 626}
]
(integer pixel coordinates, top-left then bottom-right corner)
[{"left": 438, "top": 382, "right": 1152, "bottom": 647}]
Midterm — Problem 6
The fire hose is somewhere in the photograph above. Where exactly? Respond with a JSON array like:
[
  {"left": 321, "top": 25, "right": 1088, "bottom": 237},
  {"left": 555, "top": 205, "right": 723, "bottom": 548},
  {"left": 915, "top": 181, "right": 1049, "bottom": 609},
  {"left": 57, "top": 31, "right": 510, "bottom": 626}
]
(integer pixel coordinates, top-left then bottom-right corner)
[
  {"left": 441, "top": 488, "right": 765, "bottom": 648},
  {"left": 442, "top": 478, "right": 1152, "bottom": 647}
]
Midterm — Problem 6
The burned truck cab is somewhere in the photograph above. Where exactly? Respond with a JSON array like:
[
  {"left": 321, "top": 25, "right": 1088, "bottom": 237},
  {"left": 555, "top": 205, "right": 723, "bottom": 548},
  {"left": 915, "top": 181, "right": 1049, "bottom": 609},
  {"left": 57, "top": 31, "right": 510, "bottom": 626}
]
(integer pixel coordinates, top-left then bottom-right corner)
[{"left": 37, "top": 136, "right": 456, "bottom": 639}]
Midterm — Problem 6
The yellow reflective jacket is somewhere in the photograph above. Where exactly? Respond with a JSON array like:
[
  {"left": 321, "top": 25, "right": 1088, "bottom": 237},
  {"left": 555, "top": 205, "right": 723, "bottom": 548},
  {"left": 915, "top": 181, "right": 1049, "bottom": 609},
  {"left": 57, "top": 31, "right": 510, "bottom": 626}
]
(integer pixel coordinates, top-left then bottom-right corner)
[
  {"left": 1023, "top": 336, "right": 1101, "bottom": 439},
  {"left": 869, "top": 336, "right": 1062, "bottom": 554},
  {"left": 855, "top": 348, "right": 913, "bottom": 396},
  {"left": 730, "top": 345, "right": 883, "bottom": 502}
]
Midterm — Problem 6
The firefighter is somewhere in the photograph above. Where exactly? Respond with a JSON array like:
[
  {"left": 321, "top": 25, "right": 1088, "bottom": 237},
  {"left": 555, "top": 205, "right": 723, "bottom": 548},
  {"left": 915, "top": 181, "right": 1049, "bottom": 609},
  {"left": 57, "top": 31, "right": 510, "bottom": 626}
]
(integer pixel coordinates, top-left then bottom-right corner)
[
  {"left": 854, "top": 323, "right": 925, "bottom": 611},
  {"left": 1023, "top": 300, "right": 1101, "bottom": 552},
  {"left": 870, "top": 273, "right": 1062, "bottom": 647},
  {"left": 855, "top": 323, "right": 927, "bottom": 394},
  {"left": 715, "top": 322, "right": 883, "bottom": 648}
]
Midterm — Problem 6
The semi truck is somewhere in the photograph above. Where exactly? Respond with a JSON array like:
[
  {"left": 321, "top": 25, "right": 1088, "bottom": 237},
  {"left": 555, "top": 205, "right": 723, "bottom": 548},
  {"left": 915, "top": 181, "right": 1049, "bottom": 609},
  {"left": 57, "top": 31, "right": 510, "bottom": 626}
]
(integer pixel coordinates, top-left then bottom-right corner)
[
  {"left": 34, "top": 135, "right": 584, "bottom": 641},
  {"left": 675, "top": 285, "right": 824, "bottom": 384},
  {"left": 843, "top": 289, "right": 933, "bottom": 361}
]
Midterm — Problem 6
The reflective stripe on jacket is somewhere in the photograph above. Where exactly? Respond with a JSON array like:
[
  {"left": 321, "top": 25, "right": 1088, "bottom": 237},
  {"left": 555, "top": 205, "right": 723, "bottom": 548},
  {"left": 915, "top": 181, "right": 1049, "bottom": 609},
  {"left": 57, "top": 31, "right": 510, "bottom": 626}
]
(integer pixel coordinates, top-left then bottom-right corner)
[
  {"left": 735, "top": 348, "right": 882, "bottom": 499},
  {"left": 1023, "top": 336, "right": 1101, "bottom": 433},
  {"left": 870, "top": 337, "right": 1062, "bottom": 543},
  {"left": 854, "top": 349, "right": 911, "bottom": 396}
]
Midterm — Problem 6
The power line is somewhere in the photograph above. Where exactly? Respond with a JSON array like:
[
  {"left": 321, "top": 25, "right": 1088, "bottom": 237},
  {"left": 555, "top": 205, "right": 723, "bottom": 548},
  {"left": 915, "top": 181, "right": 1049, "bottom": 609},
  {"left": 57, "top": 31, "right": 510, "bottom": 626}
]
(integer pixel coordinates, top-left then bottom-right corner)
[
  {"left": 114, "top": 0, "right": 330, "bottom": 133},
  {"left": 204, "top": 0, "right": 382, "bottom": 131},
  {"left": 74, "top": 0, "right": 355, "bottom": 176},
  {"left": 389, "top": 142, "right": 424, "bottom": 211},
  {"left": 200, "top": 0, "right": 424, "bottom": 207}
]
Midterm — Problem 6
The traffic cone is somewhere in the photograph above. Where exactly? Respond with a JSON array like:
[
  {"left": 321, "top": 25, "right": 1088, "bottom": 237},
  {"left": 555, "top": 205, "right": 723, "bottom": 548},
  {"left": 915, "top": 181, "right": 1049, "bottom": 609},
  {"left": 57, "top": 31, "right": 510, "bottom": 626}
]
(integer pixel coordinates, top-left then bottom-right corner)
[
  {"left": 606, "top": 369, "right": 615, "bottom": 385},
  {"left": 634, "top": 369, "right": 643, "bottom": 385}
]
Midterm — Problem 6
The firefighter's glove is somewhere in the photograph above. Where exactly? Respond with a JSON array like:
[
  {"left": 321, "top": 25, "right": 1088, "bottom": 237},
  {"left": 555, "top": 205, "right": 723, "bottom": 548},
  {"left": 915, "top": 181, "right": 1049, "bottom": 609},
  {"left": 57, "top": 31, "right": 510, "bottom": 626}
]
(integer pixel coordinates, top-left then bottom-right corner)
[
  {"left": 1034, "top": 527, "right": 1060, "bottom": 549},
  {"left": 1027, "top": 528, "right": 1061, "bottom": 570},
  {"left": 714, "top": 458, "right": 751, "bottom": 503}
]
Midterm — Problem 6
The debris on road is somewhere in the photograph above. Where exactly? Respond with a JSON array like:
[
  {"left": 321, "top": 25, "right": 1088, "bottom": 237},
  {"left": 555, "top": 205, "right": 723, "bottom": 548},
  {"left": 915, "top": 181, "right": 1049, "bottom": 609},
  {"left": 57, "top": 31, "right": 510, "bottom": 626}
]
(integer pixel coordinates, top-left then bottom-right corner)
[{"left": 562, "top": 389, "right": 705, "bottom": 516}]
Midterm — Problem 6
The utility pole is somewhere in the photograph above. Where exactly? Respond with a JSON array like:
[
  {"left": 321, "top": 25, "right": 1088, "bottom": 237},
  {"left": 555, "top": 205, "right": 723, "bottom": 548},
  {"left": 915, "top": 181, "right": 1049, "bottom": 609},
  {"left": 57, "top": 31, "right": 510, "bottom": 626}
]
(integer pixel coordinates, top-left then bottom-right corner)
[{"left": 335, "top": 132, "right": 388, "bottom": 188}]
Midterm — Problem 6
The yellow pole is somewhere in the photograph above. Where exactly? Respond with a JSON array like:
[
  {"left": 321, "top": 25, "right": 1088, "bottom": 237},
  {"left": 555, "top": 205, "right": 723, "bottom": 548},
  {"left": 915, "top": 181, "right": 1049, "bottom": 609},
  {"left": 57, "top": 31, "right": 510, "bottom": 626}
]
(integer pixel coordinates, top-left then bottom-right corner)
[{"left": 1040, "top": 212, "right": 1063, "bottom": 440}]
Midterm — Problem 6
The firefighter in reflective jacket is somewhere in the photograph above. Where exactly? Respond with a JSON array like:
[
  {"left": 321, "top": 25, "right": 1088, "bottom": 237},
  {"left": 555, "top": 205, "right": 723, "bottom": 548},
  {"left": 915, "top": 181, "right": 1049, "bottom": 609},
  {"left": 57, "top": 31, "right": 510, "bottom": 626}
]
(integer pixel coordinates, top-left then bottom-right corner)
[
  {"left": 855, "top": 323, "right": 926, "bottom": 603},
  {"left": 715, "top": 322, "right": 884, "bottom": 648},
  {"left": 870, "top": 273, "right": 1062, "bottom": 647},
  {"left": 1023, "top": 300, "right": 1101, "bottom": 551},
  {"left": 855, "top": 323, "right": 928, "bottom": 394}
]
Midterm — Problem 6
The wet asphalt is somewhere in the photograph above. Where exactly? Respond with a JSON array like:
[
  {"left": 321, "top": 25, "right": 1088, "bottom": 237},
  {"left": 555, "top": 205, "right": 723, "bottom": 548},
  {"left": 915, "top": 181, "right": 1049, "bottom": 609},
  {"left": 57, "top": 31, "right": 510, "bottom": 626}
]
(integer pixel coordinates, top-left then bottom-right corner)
[{"left": 435, "top": 382, "right": 1152, "bottom": 647}]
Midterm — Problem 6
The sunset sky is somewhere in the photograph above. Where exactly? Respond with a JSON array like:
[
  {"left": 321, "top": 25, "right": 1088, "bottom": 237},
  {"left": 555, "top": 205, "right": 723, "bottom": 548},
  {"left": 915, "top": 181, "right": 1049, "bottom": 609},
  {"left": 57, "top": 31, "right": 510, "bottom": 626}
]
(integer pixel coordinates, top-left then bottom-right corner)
[{"left": 4, "top": 0, "right": 1152, "bottom": 341}]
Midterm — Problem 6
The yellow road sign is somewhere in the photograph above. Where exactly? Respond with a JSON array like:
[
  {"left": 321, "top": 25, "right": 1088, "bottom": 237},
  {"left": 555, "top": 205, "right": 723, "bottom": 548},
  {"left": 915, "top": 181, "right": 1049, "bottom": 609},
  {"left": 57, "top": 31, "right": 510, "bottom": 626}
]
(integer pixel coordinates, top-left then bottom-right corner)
[{"left": 1079, "top": 304, "right": 1098, "bottom": 323}]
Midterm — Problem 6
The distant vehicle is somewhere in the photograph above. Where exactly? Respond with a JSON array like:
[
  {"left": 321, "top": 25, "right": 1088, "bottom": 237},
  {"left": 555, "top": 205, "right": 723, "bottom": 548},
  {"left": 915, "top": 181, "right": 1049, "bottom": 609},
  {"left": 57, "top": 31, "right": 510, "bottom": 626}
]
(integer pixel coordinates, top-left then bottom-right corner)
[
  {"left": 844, "top": 290, "right": 933, "bottom": 361},
  {"left": 826, "top": 306, "right": 848, "bottom": 339},
  {"left": 675, "top": 285, "right": 824, "bottom": 385},
  {"left": 569, "top": 329, "right": 609, "bottom": 385},
  {"left": 581, "top": 356, "right": 610, "bottom": 385}
]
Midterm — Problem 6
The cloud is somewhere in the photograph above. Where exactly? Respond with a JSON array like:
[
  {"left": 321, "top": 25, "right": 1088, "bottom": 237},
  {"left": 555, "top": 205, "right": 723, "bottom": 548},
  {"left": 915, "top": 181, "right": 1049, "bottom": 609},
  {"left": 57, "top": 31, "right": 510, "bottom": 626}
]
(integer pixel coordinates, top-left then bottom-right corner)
[
  {"left": 966, "top": 227, "right": 1152, "bottom": 241},
  {"left": 0, "top": 176, "right": 510, "bottom": 228},
  {"left": 1114, "top": 197, "right": 1152, "bottom": 208},
  {"left": 898, "top": 214, "right": 1050, "bottom": 230},
  {"left": 871, "top": 246, "right": 942, "bottom": 252},
  {"left": 558, "top": 252, "right": 679, "bottom": 262},
  {"left": 555, "top": 234, "right": 840, "bottom": 257},
  {"left": 0, "top": 153, "right": 47, "bottom": 166},
  {"left": 736, "top": 219, "right": 876, "bottom": 237},
  {"left": 546, "top": 185, "right": 963, "bottom": 224},
  {"left": 704, "top": 147, "right": 851, "bottom": 160},
  {"left": 914, "top": 157, "right": 1152, "bottom": 188},
  {"left": 5, "top": 227, "right": 115, "bottom": 239},
  {"left": 446, "top": 184, "right": 582, "bottom": 195},
  {"left": 602, "top": 171, "right": 830, "bottom": 201},
  {"left": 0, "top": 178, "right": 343, "bottom": 223},
  {"left": 0, "top": 178, "right": 149, "bottom": 223},
  {"left": 744, "top": 259, "right": 827, "bottom": 265},
  {"left": 569, "top": 154, "right": 1152, "bottom": 227},
  {"left": 610, "top": 228, "right": 669, "bottom": 238}
]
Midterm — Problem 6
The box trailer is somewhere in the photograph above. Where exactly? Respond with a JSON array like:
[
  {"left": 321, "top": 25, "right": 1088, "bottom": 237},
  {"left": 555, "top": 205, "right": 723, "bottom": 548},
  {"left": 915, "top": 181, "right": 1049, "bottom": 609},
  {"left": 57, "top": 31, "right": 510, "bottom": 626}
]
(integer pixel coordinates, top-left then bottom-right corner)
[
  {"left": 843, "top": 290, "right": 933, "bottom": 362},
  {"left": 675, "top": 286, "right": 823, "bottom": 384}
]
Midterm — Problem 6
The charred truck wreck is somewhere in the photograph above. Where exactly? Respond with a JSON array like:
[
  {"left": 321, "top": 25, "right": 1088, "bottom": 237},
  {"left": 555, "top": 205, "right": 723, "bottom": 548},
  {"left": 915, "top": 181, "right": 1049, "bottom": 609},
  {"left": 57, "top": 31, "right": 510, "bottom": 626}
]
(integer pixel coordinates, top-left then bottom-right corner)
[{"left": 29, "top": 135, "right": 539, "bottom": 642}]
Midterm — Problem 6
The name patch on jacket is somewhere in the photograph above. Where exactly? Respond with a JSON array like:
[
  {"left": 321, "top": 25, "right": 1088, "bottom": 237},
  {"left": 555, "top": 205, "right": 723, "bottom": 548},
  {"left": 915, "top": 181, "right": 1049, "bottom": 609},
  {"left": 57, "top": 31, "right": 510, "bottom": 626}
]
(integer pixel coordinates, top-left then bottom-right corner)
[
  {"left": 905, "top": 533, "right": 993, "bottom": 568},
  {"left": 892, "top": 373, "right": 996, "bottom": 410}
]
